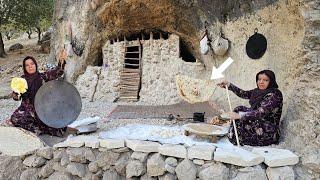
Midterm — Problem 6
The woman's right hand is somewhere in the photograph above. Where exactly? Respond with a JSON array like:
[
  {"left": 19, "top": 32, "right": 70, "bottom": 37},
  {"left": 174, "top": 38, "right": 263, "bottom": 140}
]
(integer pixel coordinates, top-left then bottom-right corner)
[
  {"left": 217, "top": 80, "right": 230, "bottom": 88},
  {"left": 12, "top": 92, "right": 20, "bottom": 101}
]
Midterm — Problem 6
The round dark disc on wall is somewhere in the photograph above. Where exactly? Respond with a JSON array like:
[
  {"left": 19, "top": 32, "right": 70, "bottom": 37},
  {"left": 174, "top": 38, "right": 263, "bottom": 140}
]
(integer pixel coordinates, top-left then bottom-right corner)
[{"left": 246, "top": 32, "right": 267, "bottom": 59}]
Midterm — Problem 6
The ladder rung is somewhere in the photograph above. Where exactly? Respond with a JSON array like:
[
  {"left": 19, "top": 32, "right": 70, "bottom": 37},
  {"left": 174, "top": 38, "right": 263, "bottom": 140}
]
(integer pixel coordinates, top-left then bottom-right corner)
[
  {"left": 125, "top": 58, "right": 140, "bottom": 60},
  {"left": 126, "top": 51, "right": 140, "bottom": 54},
  {"left": 125, "top": 63, "right": 139, "bottom": 66}
]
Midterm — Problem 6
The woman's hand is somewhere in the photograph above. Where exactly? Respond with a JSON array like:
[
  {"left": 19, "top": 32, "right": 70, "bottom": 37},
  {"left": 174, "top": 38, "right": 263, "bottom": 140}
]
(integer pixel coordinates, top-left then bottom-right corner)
[
  {"left": 226, "top": 112, "right": 241, "bottom": 120},
  {"left": 217, "top": 80, "right": 230, "bottom": 88}
]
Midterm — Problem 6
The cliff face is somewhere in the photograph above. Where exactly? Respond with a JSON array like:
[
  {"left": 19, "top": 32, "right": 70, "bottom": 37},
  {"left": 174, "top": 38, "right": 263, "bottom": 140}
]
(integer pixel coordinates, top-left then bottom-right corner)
[{"left": 51, "top": 0, "right": 320, "bottom": 178}]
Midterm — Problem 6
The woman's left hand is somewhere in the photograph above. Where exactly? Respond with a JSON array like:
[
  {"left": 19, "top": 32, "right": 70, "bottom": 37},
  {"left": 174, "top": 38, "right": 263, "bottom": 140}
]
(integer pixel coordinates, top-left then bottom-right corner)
[{"left": 226, "top": 112, "right": 241, "bottom": 120}]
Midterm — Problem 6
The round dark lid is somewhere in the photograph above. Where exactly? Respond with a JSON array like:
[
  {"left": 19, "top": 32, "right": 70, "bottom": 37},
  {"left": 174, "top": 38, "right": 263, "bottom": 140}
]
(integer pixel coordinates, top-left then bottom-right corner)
[{"left": 246, "top": 32, "right": 267, "bottom": 59}]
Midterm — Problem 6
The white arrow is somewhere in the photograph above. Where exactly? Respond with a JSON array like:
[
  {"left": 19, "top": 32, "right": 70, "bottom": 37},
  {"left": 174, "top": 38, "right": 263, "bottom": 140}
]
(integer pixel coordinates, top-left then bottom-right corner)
[{"left": 210, "top": 57, "right": 234, "bottom": 80}]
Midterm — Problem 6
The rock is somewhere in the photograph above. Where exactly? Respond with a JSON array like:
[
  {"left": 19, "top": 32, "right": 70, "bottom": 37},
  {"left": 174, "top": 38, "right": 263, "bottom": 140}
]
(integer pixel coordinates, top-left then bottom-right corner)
[
  {"left": 165, "top": 164, "right": 176, "bottom": 174},
  {"left": 266, "top": 166, "right": 295, "bottom": 180},
  {"left": 53, "top": 161, "right": 67, "bottom": 172},
  {"left": 141, "top": 174, "right": 157, "bottom": 180},
  {"left": 85, "top": 139, "right": 100, "bottom": 149},
  {"left": 147, "top": 153, "right": 166, "bottom": 176},
  {"left": 131, "top": 151, "right": 149, "bottom": 162},
  {"left": 126, "top": 160, "right": 146, "bottom": 178},
  {"left": 47, "top": 172, "right": 73, "bottom": 180},
  {"left": 252, "top": 147, "right": 299, "bottom": 167},
  {"left": 0, "top": 156, "right": 25, "bottom": 180},
  {"left": 115, "top": 152, "right": 131, "bottom": 176},
  {"left": 188, "top": 145, "right": 215, "bottom": 160},
  {"left": 92, "top": 171, "right": 103, "bottom": 180},
  {"left": 165, "top": 157, "right": 178, "bottom": 167},
  {"left": 36, "top": 147, "right": 53, "bottom": 159},
  {"left": 61, "top": 155, "right": 70, "bottom": 166},
  {"left": 193, "top": 159, "right": 205, "bottom": 165},
  {"left": 159, "top": 144, "right": 187, "bottom": 158},
  {"left": 112, "top": 147, "right": 130, "bottom": 153},
  {"left": 103, "top": 169, "right": 124, "bottom": 180},
  {"left": 40, "top": 160, "right": 55, "bottom": 178},
  {"left": 301, "top": 151, "right": 320, "bottom": 173},
  {"left": 66, "top": 162, "right": 87, "bottom": 177},
  {"left": 231, "top": 166, "right": 267, "bottom": 180},
  {"left": 20, "top": 168, "right": 40, "bottom": 180},
  {"left": 9, "top": 43, "right": 23, "bottom": 51},
  {"left": 95, "top": 151, "right": 120, "bottom": 169},
  {"left": 23, "top": 155, "right": 47, "bottom": 167},
  {"left": 126, "top": 139, "right": 160, "bottom": 153},
  {"left": 54, "top": 136, "right": 89, "bottom": 148},
  {"left": 82, "top": 172, "right": 94, "bottom": 180},
  {"left": 66, "top": 147, "right": 96, "bottom": 163},
  {"left": 53, "top": 150, "right": 66, "bottom": 162},
  {"left": 159, "top": 173, "right": 177, "bottom": 180},
  {"left": 100, "top": 139, "right": 125, "bottom": 149},
  {"left": 214, "top": 147, "right": 264, "bottom": 167},
  {"left": 175, "top": 159, "right": 197, "bottom": 180},
  {"left": 198, "top": 162, "right": 229, "bottom": 180},
  {"left": 0, "top": 127, "right": 45, "bottom": 156},
  {"left": 89, "top": 161, "right": 99, "bottom": 173}
]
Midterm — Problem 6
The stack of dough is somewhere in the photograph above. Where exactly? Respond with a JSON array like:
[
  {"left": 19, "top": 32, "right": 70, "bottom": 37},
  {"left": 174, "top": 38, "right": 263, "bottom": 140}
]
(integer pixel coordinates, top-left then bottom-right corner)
[{"left": 176, "top": 75, "right": 216, "bottom": 104}]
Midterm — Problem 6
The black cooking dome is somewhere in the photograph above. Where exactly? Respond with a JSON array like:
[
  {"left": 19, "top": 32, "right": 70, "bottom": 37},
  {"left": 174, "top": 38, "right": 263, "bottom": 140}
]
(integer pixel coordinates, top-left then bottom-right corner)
[{"left": 246, "top": 31, "right": 267, "bottom": 59}]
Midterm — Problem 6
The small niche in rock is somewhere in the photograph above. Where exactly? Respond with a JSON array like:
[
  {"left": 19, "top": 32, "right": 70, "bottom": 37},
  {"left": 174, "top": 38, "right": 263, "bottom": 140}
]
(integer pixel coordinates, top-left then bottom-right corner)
[
  {"left": 93, "top": 49, "right": 103, "bottom": 66},
  {"left": 153, "top": 32, "right": 161, "bottom": 40},
  {"left": 180, "top": 40, "right": 196, "bottom": 62},
  {"left": 162, "top": 32, "right": 169, "bottom": 40},
  {"left": 126, "top": 33, "right": 142, "bottom": 41},
  {"left": 142, "top": 33, "right": 150, "bottom": 40}
]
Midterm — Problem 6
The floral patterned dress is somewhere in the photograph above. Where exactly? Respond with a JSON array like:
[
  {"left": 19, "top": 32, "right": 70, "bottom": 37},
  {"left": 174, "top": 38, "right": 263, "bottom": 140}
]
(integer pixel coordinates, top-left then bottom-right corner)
[
  {"left": 10, "top": 67, "right": 66, "bottom": 136},
  {"left": 228, "top": 83, "right": 283, "bottom": 146}
]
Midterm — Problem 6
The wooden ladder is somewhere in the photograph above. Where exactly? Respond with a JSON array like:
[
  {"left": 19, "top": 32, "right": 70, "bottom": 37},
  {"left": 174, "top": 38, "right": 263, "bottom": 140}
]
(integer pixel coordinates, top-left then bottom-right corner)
[{"left": 119, "top": 43, "right": 142, "bottom": 101}]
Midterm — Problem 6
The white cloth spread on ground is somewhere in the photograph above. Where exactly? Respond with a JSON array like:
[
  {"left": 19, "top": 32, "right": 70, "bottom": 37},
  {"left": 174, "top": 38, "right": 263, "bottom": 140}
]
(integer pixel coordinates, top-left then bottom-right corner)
[{"left": 99, "top": 124, "right": 230, "bottom": 147}]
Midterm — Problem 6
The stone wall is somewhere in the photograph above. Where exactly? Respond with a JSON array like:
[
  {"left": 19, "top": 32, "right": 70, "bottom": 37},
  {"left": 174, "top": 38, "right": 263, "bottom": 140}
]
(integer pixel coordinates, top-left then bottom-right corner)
[
  {"left": 0, "top": 138, "right": 298, "bottom": 180},
  {"left": 88, "top": 34, "right": 208, "bottom": 105}
]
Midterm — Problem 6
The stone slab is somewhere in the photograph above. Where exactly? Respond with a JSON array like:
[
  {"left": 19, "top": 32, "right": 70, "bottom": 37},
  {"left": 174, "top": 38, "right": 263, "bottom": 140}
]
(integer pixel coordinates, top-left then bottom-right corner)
[
  {"left": 214, "top": 147, "right": 264, "bottom": 167},
  {"left": 53, "top": 135, "right": 99, "bottom": 148},
  {"left": 159, "top": 144, "right": 187, "bottom": 158},
  {"left": 252, "top": 147, "right": 299, "bottom": 167},
  {"left": 125, "top": 139, "right": 160, "bottom": 153},
  {"left": 99, "top": 139, "right": 124, "bottom": 149},
  {"left": 188, "top": 145, "right": 216, "bottom": 160},
  {"left": 266, "top": 166, "right": 295, "bottom": 180},
  {"left": 0, "top": 127, "right": 45, "bottom": 156}
]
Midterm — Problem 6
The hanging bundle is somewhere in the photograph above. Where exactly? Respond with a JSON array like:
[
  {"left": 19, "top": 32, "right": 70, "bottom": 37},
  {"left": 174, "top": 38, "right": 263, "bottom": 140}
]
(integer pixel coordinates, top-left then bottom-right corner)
[
  {"left": 200, "top": 34, "right": 210, "bottom": 55},
  {"left": 213, "top": 36, "right": 229, "bottom": 56}
]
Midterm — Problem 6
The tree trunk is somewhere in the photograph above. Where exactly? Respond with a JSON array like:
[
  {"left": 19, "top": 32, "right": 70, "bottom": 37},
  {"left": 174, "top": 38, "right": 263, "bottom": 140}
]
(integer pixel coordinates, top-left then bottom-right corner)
[
  {"left": 27, "top": 28, "right": 32, "bottom": 39},
  {"left": 0, "top": 32, "right": 6, "bottom": 58},
  {"left": 36, "top": 27, "right": 41, "bottom": 44}
]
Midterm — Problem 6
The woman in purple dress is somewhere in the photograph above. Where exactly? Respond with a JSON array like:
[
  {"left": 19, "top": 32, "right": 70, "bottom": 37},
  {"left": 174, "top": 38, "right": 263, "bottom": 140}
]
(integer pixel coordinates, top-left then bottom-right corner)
[
  {"left": 8, "top": 56, "right": 67, "bottom": 136},
  {"left": 217, "top": 70, "right": 283, "bottom": 146}
]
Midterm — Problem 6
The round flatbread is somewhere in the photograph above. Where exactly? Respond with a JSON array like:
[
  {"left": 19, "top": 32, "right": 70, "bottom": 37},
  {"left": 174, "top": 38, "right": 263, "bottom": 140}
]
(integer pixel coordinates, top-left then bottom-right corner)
[{"left": 176, "top": 75, "right": 216, "bottom": 104}]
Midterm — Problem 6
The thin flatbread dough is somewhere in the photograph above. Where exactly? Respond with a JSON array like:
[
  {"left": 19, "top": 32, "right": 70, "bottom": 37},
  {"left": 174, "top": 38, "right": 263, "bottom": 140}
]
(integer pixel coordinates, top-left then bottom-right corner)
[
  {"left": 0, "top": 127, "right": 45, "bottom": 156},
  {"left": 176, "top": 75, "right": 216, "bottom": 104}
]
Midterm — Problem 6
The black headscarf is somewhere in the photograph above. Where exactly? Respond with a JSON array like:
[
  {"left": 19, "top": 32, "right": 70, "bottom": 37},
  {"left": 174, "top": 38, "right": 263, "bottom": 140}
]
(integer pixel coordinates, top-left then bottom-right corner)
[
  {"left": 249, "top": 70, "right": 281, "bottom": 109},
  {"left": 22, "top": 56, "right": 43, "bottom": 105}
]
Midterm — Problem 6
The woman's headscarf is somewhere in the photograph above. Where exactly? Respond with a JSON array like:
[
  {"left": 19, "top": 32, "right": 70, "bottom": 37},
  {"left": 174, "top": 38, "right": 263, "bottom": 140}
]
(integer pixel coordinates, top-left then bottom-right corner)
[
  {"left": 249, "top": 70, "right": 281, "bottom": 109},
  {"left": 22, "top": 56, "right": 43, "bottom": 105}
]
